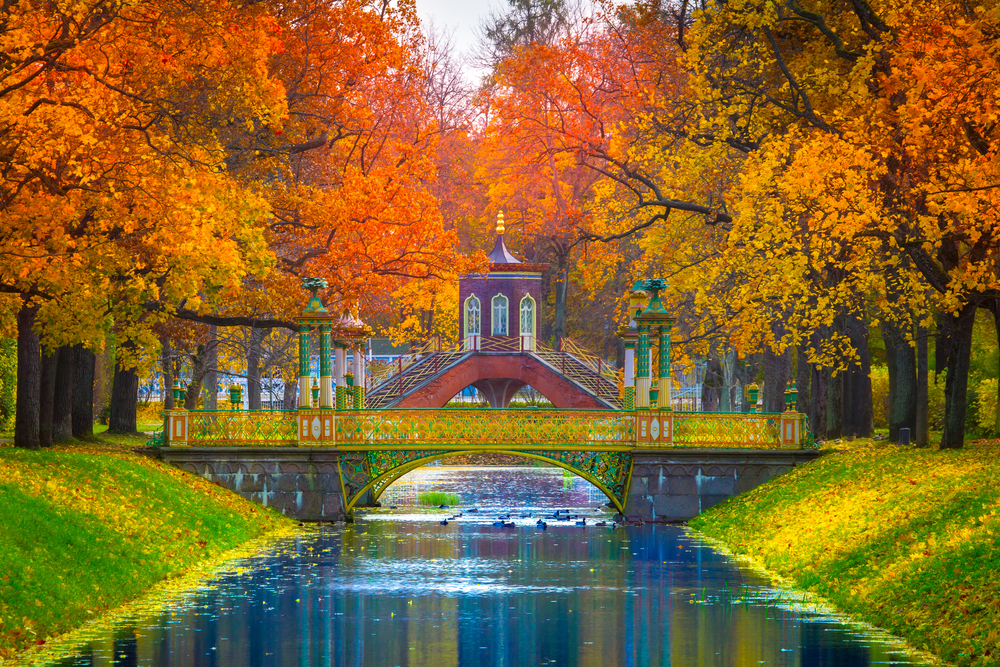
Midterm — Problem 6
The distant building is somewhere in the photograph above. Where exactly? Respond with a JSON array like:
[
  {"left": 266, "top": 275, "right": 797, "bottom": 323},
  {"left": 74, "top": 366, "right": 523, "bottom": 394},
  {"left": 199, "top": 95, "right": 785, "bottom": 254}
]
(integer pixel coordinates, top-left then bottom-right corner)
[{"left": 458, "top": 212, "right": 547, "bottom": 351}]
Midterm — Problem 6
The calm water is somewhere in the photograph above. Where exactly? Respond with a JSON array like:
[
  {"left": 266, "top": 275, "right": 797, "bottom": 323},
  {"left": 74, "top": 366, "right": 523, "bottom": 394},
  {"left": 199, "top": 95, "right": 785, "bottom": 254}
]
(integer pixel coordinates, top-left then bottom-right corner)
[{"left": 54, "top": 467, "right": 923, "bottom": 667}]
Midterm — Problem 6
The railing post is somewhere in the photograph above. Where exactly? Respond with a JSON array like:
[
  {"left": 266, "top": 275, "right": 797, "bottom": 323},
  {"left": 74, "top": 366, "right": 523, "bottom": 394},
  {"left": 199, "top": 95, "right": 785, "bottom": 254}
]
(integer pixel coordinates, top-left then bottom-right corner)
[{"left": 166, "top": 409, "right": 189, "bottom": 446}]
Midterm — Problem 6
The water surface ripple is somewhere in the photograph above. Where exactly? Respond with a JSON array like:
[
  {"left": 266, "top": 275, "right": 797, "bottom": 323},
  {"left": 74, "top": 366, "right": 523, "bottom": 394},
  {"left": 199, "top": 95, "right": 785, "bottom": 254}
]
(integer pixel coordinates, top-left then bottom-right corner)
[{"left": 55, "top": 466, "right": 923, "bottom": 667}]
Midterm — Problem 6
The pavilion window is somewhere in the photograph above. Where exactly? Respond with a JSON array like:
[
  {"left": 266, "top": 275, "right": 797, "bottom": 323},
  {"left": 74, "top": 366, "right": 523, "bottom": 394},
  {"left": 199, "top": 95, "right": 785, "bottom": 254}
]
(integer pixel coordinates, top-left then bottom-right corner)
[
  {"left": 492, "top": 294, "right": 509, "bottom": 336},
  {"left": 519, "top": 295, "right": 534, "bottom": 336},
  {"left": 465, "top": 295, "right": 481, "bottom": 337}
]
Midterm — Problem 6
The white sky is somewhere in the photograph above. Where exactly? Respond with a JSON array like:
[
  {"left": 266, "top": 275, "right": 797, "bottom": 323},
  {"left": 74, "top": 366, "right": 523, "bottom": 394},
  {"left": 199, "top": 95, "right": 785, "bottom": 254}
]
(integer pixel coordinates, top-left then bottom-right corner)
[{"left": 416, "top": 0, "right": 504, "bottom": 59}]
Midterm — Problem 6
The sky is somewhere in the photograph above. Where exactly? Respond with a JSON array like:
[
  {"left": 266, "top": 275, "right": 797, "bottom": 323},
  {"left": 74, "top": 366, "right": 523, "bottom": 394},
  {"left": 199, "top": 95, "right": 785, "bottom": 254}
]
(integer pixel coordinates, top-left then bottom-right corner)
[{"left": 415, "top": 0, "right": 504, "bottom": 59}]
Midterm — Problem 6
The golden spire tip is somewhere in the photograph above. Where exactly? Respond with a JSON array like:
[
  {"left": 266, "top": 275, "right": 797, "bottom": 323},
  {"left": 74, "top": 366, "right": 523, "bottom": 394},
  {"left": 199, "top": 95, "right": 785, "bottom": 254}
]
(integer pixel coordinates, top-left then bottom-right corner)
[{"left": 496, "top": 210, "right": 505, "bottom": 235}]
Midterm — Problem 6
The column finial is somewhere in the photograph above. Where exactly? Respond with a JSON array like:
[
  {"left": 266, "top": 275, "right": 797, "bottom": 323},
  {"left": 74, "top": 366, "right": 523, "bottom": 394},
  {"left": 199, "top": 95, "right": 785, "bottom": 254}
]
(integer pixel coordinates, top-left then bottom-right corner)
[{"left": 496, "top": 210, "right": 505, "bottom": 235}]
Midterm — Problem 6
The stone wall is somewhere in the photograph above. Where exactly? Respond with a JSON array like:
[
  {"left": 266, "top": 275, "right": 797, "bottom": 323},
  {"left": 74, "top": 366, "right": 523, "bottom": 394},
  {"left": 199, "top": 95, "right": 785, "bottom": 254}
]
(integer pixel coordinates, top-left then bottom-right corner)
[
  {"left": 623, "top": 448, "right": 821, "bottom": 522},
  {"left": 159, "top": 448, "right": 350, "bottom": 521},
  {"left": 160, "top": 446, "right": 821, "bottom": 523}
]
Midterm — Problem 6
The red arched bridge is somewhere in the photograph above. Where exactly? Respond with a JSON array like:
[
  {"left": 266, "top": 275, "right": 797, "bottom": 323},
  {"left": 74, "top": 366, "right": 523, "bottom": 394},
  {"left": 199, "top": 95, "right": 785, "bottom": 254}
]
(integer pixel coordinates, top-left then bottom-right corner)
[{"left": 365, "top": 336, "right": 621, "bottom": 410}]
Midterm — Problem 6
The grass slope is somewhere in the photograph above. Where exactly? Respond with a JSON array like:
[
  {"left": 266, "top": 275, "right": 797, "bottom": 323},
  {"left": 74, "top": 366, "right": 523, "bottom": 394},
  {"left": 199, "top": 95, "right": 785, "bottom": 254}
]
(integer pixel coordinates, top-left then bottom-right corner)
[
  {"left": 691, "top": 439, "right": 1000, "bottom": 667},
  {"left": 0, "top": 437, "right": 291, "bottom": 659}
]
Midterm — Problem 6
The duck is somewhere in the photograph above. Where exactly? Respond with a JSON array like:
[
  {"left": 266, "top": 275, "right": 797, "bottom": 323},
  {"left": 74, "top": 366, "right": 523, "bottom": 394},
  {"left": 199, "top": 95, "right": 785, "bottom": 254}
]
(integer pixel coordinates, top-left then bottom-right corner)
[
  {"left": 439, "top": 504, "right": 449, "bottom": 509},
  {"left": 594, "top": 521, "right": 607, "bottom": 527},
  {"left": 575, "top": 518, "right": 587, "bottom": 526},
  {"left": 467, "top": 508, "right": 479, "bottom": 513},
  {"left": 519, "top": 513, "right": 532, "bottom": 519},
  {"left": 503, "top": 521, "right": 516, "bottom": 528},
  {"left": 440, "top": 519, "right": 449, "bottom": 526},
  {"left": 389, "top": 505, "right": 398, "bottom": 510},
  {"left": 536, "top": 521, "right": 547, "bottom": 529},
  {"left": 492, "top": 520, "right": 506, "bottom": 527}
]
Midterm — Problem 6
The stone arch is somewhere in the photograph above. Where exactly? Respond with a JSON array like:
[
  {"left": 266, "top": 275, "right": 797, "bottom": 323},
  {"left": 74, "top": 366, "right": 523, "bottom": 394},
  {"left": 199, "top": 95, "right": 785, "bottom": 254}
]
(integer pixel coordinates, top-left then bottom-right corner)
[{"left": 344, "top": 449, "right": 629, "bottom": 515}]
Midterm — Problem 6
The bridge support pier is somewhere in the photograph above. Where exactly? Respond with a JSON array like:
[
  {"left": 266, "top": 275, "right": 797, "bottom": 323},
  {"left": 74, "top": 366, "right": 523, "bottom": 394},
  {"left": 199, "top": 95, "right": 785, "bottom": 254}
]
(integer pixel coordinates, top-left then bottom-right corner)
[
  {"left": 159, "top": 448, "right": 350, "bottom": 521},
  {"left": 471, "top": 378, "right": 526, "bottom": 407},
  {"left": 623, "top": 448, "right": 820, "bottom": 522}
]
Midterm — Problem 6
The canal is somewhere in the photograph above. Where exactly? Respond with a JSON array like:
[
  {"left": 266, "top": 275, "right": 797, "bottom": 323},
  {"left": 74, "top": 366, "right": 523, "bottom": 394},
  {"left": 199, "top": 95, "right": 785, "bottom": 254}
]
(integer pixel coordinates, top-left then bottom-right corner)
[{"left": 53, "top": 466, "right": 923, "bottom": 666}]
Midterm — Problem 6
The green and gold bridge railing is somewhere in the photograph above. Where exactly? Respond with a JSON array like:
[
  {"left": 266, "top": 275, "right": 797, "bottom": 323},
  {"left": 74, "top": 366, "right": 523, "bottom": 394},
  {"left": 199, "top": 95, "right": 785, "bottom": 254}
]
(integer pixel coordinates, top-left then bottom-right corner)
[{"left": 164, "top": 408, "right": 812, "bottom": 514}]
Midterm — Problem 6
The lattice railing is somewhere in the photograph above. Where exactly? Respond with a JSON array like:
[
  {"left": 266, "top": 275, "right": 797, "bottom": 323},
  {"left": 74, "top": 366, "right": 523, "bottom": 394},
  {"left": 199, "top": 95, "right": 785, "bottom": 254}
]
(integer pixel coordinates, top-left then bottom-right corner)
[
  {"left": 671, "top": 411, "right": 782, "bottom": 447},
  {"left": 366, "top": 350, "right": 470, "bottom": 409},
  {"left": 336, "top": 409, "right": 634, "bottom": 448},
  {"left": 187, "top": 410, "right": 297, "bottom": 445},
  {"left": 532, "top": 341, "right": 622, "bottom": 408},
  {"left": 560, "top": 337, "right": 621, "bottom": 384},
  {"left": 171, "top": 408, "right": 809, "bottom": 449}
]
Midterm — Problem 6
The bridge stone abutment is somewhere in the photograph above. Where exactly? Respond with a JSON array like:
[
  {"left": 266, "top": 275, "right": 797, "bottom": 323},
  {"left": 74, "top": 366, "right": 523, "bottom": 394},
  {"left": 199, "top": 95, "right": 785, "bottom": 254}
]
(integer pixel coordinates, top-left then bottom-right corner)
[
  {"left": 624, "top": 449, "right": 821, "bottom": 522},
  {"left": 159, "top": 448, "right": 351, "bottom": 521}
]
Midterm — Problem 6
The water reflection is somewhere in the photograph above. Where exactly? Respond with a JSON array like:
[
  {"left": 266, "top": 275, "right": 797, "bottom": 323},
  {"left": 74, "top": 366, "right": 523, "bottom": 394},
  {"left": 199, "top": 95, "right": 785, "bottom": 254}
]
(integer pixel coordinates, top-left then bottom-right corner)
[{"left": 53, "top": 468, "right": 922, "bottom": 667}]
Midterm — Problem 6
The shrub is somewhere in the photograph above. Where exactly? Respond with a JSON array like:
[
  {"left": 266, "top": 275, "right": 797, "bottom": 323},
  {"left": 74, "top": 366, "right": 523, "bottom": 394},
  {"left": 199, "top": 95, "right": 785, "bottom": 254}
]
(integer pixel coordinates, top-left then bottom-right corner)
[{"left": 417, "top": 491, "right": 460, "bottom": 506}]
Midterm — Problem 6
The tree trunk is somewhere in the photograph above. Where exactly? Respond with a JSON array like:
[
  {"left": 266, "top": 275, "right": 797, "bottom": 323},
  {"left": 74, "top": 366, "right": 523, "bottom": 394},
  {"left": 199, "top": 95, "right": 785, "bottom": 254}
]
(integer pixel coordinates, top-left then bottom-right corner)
[
  {"left": 719, "top": 348, "right": 734, "bottom": 412},
  {"left": 811, "top": 364, "right": 828, "bottom": 440},
  {"left": 72, "top": 345, "right": 95, "bottom": 438},
  {"left": 204, "top": 327, "right": 218, "bottom": 410},
  {"left": 941, "top": 303, "right": 976, "bottom": 449},
  {"left": 247, "top": 329, "right": 264, "bottom": 410},
  {"left": 994, "top": 305, "right": 1000, "bottom": 437},
  {"left": 795, "top": 341, "right": 811, "bottom": 419},
  {"left": 827, "top": 368, "right": 843, "bottom": 439},
  {"left": 160, "top": 337, "right": 175, "bottom": 410},
  {"left": 283, "top": 373, "right": 298, "bottom": 410},
  {"left": 843, "top": 316, "right": 874, "bottom": 438},
  {"left": 39, "top": 350, "right": 57, "bottom": 447},
  {"left": 883, "top": 320, "right": 917, "bottom": 441},
  {"left": 916, "top": 323, "right": 929, "bottom": 446},
  {"left": 184, "top": 342, "right": 215, "bottom": 410},
  {"left": 109, "top": 360, "right": 139, "bottom": 434},
  {"left": 762, "top": 346, "right": 790, "bottom": 413},
  {"left": 52, "top": 345, "right": 74, "bottom": 441},
  {"left": 553, "top": 261, "right": 568, "bottom": 345},
  {"left": 14, "top": 304, "right": 41, "bottom": 450},
  {"left": 885, "top": 330, "right": 896, "bottom": 430}
]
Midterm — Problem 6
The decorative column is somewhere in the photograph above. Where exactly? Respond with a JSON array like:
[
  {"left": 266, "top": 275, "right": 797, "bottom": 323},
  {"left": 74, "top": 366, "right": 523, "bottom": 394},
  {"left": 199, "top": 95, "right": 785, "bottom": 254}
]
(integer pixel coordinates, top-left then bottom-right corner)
[
  {"left": 635, "top": 322, "right": 651, "bottom": 409},
  {"left": 319, "top": 324, "right": 332, "bottom": 408},
  {"left": 657, "top": 322, "right": 672, "bottom": 410},
  {"left": 352, "top": 346, "right": 365, "bottom": 409},
  {"left": 623, "top": 339, "right": 635, "bottom": 410},
  {"left": 298, "top": 325, "right": 311, "bottom": 410},
  {"left": 335, "top": 344, "right": 347, "bottom": 410}
]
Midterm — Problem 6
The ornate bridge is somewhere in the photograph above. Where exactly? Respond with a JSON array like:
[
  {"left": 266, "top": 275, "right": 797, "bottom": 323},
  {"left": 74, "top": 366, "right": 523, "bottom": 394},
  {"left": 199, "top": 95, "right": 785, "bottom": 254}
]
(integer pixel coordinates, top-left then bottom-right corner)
[
  {"left": 163, "top": 407, "right": 810, "bottom": 515},
  {"left": 159, "top": 275, "right": 818, "bottom": 522}
]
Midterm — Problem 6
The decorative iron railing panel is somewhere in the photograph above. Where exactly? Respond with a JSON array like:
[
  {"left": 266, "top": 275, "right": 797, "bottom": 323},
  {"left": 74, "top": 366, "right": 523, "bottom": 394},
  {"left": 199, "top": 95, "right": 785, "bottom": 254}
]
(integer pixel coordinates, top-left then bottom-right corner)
[
  {"left": 187, "top": 410, "right": 297, "bottom": 445},
  {"left": 671, "top": 411, "right": 782, "bottom": 447},
  {"left": 176, "top": 409, "right": 808, "bottom": 450},
  {"left": 336, "top": 410, "right": 634, "bottom": 448}
]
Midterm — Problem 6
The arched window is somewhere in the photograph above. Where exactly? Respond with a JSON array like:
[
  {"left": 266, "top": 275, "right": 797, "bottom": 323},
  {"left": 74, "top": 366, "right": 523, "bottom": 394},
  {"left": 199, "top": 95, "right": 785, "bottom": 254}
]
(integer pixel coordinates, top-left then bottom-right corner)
[
  {"left": 491, "top": 294, "right": 509, "bottom": 335},
  {"left": 464, "top": 295, "right": 481, "bottom": 337},
  {"left": 519, "top": 295, "right": 535, "bottom": 336}
]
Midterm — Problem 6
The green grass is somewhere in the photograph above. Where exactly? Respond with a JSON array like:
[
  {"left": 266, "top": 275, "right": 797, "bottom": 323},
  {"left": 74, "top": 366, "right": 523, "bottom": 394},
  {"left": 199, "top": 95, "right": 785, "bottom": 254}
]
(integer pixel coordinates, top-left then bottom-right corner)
[
  {"left": 690, "top": 438, "right": 1000, "bottom": 667},
  {"left": 417, "top": 490, "right": 460, "bottom": 506},
  {"left": 0, "top": 439, "right": 292, "bottom": 659}
]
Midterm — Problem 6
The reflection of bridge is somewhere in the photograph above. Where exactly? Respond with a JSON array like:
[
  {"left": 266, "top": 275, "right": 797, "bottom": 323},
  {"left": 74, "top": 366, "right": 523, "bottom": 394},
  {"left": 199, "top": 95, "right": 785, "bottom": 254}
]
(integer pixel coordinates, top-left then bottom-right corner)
[{"left": 161, "top": 407, "right": 814, "bottom": 519}]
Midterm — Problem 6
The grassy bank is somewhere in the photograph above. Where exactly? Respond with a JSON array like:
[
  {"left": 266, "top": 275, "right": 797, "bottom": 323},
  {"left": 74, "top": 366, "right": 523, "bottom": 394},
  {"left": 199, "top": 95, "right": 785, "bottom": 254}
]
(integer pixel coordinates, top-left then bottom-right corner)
[
  {"left": 691, "top": 439, "right": 1000, "bottom": 667},
  {"left": 0, "top": 436, "right": 292, "bottom": 659}
]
